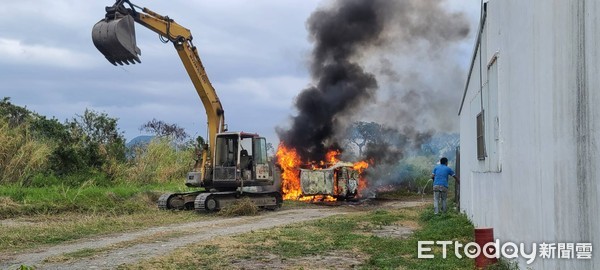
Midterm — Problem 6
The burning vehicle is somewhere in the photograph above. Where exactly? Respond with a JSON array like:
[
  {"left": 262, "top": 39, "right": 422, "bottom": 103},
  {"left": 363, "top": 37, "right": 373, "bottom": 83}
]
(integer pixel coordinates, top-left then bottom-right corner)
[
  {"left": 300, "top": 162, "right": 358, "bottom": 200},
  {"left": 276, "top": 144, "right": 369, "bottom": 202}
]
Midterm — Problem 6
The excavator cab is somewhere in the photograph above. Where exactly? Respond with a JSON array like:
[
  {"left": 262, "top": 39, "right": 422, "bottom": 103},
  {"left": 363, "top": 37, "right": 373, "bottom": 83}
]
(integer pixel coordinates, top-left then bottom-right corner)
[
  {"left": 92, "top": 2, "right": 141, "bottom": 65},
  {"left": 212, "top": 132, "right": 273, "bottom": 189}
]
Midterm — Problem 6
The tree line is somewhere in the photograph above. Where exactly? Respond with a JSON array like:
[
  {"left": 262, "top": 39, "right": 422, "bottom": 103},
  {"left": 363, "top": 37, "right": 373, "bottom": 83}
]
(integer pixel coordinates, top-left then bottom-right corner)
[{"left": 0, "top": 97, "right": 200, "bottom": 187}]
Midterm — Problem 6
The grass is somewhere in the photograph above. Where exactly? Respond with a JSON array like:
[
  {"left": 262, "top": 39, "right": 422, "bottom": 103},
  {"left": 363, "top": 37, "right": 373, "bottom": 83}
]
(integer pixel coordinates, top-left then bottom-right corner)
[
  {"left": 121, "top": 203, "right": 482, "bottom": 270},
  {"left": 376, "top": 178, "right": 459, "bottom": 204},
  {"left": 0, "top": 181, "right": 204, "bottom": 253},
  {"left": 0, "top": 119, "right": 53, "bottom": 185},
  {"left": 0, "top": 182, "right": 199, "bottom": 218},
  {"left": 126, "top": 138, "right": 195, "bottom": 184}
]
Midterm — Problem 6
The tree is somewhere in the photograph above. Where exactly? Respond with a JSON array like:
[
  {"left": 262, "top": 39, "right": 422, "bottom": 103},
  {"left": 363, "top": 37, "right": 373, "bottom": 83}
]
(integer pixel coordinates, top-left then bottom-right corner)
[
  {"left": 195, "top": 135, "right": 205, "bottom": 148},
  {"left": 67, "top": 109, "right": 126, "bottom": 177},
  {"left": 346, "top": 121, "right": 382, "bottom": 157},
  {"left": 266, "top": 142, "right": 275, "bottom": 157},
  {"left": 0, "top": 97, "right": 31, "bottom": 127},
  {"left": 345, "top": 121, "right": 418, "bottom": 164},
  {"left": 193, "top": 135, "right": 206, "bottom": 160},
  {"left": 140, "top": 118, "right": 188, "bottom": 142},
  {"left": 73, "top": 109, "right": 124, "bottom": 145},
  {"left": 29, "top": 115, "right": 77, "bottom": 174}
]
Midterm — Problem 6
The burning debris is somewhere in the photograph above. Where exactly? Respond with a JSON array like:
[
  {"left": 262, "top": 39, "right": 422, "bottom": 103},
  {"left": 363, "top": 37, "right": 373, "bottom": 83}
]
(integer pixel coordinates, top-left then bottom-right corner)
[{"left": 276, "top": 0, "right": 471, "bottom": 201}]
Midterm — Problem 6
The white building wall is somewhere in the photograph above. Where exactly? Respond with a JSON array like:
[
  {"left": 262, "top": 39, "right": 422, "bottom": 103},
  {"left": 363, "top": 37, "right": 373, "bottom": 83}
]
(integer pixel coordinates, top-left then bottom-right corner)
[{"left": 459, "top": 1, "right": 599, "bottom": 269}]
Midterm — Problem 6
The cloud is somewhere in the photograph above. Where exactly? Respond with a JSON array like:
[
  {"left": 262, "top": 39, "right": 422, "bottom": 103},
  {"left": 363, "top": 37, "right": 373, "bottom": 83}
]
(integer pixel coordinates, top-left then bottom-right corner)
[
  {"left": 215, "top": 75, "right": 308, "bottom": 109},
  {"left": 214, "top": 75, "right": 310, "bottom": 144},
  {"left": 0, "top": 0, "right": 479, "bottom": 148},
  {"left": 0, "top": 1, "right": 102, "bottom": 28},
  {"left": 0, "top": 38, "right": 97, "bottom": 68}
]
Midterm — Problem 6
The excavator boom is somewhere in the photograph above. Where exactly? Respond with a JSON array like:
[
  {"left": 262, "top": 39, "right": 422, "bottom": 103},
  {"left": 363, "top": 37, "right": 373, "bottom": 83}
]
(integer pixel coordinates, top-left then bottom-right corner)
[{"left": 92, "top": 0, "right": 225, "bottom": 180}]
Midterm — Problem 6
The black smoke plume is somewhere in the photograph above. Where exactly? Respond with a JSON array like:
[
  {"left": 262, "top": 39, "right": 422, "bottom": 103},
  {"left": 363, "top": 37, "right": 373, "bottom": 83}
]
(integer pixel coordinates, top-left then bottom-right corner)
[
  {"left": 278, "top": 0, "right": 471, "bottom": 163},
  {"left": 278, "top": 0, "right": 382, "bottom": 161}
]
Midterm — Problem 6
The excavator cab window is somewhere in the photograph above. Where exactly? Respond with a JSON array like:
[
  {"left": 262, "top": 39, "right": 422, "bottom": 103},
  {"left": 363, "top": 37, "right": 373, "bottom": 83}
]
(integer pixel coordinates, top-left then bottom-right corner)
[
  {"left": 239, "top": 139, "right": 253, "bottom": 171},
  {"left": 213, "top": 135, "right": 239, "bottom": 182},
  {"left": 215, "top": 135, "right": 238, "bottom": 167},
  {"left": 239, "top": 138, "right": 253, "bottom": 180},
  {"left": 252, "top": 137, "right": 270, "bottom": 180},
  {"left": 252, "top": 138, "right": 267, "bottom": 165}
]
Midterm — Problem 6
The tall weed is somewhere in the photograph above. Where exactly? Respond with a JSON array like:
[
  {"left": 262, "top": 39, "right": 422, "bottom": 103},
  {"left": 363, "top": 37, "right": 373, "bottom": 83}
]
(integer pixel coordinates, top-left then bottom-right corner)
[
  {"left": 126, "top": 138, "right": 194, "bottom": 184},
  {"left": 0, "top": 119, "right": 53, "bottom": 185}
]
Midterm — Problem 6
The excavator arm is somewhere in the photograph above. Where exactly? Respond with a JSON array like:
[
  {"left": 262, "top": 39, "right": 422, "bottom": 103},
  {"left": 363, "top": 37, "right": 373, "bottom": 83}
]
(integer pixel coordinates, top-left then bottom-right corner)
[{"left": 92, "top": 0, "right": 225, "bottom": 179}]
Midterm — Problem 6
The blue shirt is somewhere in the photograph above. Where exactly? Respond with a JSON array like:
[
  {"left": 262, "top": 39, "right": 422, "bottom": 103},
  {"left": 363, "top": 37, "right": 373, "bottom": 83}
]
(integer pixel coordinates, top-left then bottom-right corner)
[{"left": 432, "top": 164, "right": 455, "bottom": 188}]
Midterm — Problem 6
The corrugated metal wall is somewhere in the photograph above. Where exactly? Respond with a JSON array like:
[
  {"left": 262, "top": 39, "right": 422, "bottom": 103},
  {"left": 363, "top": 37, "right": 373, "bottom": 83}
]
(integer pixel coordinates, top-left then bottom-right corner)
[{"left": 459, "top": 1, "right": 599, "bottom": 268}]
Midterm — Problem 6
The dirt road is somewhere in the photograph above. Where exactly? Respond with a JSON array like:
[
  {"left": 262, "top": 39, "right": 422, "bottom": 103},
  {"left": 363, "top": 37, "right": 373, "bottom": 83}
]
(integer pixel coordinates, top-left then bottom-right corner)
[{"left": 0, "top": 200, "right": 425, "bottom": 270}]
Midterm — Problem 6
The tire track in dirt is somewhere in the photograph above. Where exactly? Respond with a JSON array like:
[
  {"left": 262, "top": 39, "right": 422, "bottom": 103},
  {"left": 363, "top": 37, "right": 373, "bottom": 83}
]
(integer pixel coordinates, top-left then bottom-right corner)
[{"left": 0, "top": 208, "right": 347, "bottom": 270}]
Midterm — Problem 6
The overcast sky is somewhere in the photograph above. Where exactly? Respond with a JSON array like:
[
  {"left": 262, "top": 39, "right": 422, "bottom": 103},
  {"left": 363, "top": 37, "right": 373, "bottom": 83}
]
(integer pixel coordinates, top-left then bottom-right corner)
[{"left": 0, "top": 0, "right": 479, "bottom": 144}]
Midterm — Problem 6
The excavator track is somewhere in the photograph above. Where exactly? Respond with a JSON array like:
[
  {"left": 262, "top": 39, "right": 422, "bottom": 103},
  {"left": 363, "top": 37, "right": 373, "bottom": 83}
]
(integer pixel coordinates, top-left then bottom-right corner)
[
  {"left": 194, "top": 191, "right": 283, "bottom": 213},
  {"left": 264, "top": 191, "right": 283, "bottom": 210},
  {"left": 157, "top": 191, "right": 203, "bottom": 210},
  {"left": 194, "top": 192, "right": 224, "bottom": 212},
  {"left": 157, "top": 193, "right": 174, "bottom": 210}
]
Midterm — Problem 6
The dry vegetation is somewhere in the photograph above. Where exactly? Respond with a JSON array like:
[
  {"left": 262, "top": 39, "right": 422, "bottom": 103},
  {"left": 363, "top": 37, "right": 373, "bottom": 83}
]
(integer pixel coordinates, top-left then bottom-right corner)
[
  {"left": 0, "top": 119, "right": 53, "bottom": 185},
  {"left": 126, "top": 138, "right": 195, "bottom": 184},
  {"left": 218, "top": 197, "right": 259, "bottom": 217}
]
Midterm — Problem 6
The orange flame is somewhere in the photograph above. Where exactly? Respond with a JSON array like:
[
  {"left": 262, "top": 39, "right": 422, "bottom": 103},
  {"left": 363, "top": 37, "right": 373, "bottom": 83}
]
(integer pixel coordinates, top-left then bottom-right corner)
[
  {"left": 299, "top": 195, "right": 336, "bottom": 202},
  {"left": 353, "top": 160, "right": 369, "bottom": 197},
  {"left": 276, "top": 143, "right": 302, "bottom": 200},
  {"left": 326, "top": 149, "right": 341, "bottom": 164},
  {"left": 352, "top": 160, "right": 369, "bottom": 172}
]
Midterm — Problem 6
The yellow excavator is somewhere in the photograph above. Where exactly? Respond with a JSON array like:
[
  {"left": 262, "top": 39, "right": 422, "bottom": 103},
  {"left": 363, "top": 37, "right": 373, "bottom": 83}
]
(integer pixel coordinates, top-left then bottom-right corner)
[{"left": 91, "top": 0, "right": 282, "bottom": 212}]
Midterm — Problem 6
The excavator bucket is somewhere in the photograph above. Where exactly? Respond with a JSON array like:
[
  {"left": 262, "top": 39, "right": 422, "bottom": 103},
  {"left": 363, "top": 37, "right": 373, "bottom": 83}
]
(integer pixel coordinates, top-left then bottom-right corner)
[{"left": 92, "top": 14, "right": 141, "bottom": 65}]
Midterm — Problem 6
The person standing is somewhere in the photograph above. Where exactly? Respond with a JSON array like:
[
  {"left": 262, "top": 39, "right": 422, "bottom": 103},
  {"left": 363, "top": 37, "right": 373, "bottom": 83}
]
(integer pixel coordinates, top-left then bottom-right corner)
[{"left": 431, "top": 157, "right": 459, "bottom": 214}]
